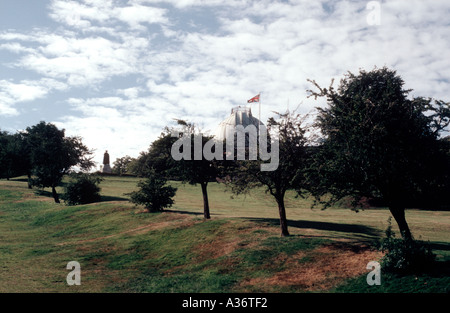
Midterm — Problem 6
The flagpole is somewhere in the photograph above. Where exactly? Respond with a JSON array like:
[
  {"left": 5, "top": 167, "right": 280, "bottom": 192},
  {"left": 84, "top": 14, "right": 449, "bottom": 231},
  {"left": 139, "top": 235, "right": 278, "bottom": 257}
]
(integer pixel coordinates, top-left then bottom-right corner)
[
  {"left": 258, "top": 92, "right": 261, "bottom": 140},
  {"left": 259, "top": 92, "right": 261, "bottom": 124}
]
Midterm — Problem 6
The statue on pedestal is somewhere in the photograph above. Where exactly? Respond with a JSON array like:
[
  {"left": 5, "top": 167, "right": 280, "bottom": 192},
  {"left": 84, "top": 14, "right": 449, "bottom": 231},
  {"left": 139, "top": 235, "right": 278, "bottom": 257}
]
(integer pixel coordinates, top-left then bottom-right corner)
[{"left": 102, "top": 150, "right": 112, "bottom": 173}]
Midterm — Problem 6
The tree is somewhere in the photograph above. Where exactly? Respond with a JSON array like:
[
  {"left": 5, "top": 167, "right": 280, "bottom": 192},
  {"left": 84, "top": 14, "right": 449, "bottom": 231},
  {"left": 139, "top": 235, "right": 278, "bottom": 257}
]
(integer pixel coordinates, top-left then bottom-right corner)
[
  {"left": 10, "top": 132, "right": 33, "bottom": 188},
  {"left": 225, "top": 112, "right": 311, "bottom": 236},
  {"left": 307, "top": 67, "right": 450, "bottom": 240},
  {"left": 112, "top": 155, "right": 134, "bottom": 176},
  {"left": 25, "top": 121, "right": 95, "bottom": 203},
  {"left": 62, "top": 173, "right": 103, "bottom": 205},
  {"left": 170, "top": 120, "right": 220, "bottom": 219},
  {"left": 0, "top": 131, "right": 32, "bottom": 185},
  {"left": 127, "top": 153, "right": 144, "bottom": 177},
  {"left": 127, "top": 169, "right": 177, "bottom": 212},
  {"left": 125, "top": 129, "right": 181, "bottom": 213},
  {"left": 140, "top": 121, "right": 220, "bottom": 219},
  {"left": 147, "top": 128, "right": 180, "bottom": 177},
  {"left": 0, "top": 130, "right": 12, "bottom": 179},
  {"left": 127, "top": 151, "right": 150, "bottom": 177}
]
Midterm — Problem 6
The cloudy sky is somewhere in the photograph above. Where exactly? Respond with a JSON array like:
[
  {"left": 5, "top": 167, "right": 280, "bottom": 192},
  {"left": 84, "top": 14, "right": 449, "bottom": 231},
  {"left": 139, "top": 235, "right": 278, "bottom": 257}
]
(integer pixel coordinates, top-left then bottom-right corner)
[{"left": 1, "top": 0, "right": 449, "bottom": 169}]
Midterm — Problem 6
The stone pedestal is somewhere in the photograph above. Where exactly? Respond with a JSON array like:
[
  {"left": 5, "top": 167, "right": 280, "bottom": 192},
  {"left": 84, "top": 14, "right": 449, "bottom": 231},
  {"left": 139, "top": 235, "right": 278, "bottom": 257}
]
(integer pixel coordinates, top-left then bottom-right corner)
[{"left": 102, "top": 164, "right": 112, "bottom": 174}]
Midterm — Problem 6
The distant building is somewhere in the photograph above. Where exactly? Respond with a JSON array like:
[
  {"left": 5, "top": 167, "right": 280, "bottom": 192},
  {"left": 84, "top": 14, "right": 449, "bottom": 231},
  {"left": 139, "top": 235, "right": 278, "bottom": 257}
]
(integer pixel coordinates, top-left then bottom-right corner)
[{"left": 213, "top": 106, "right": 264, "bottom": 142}]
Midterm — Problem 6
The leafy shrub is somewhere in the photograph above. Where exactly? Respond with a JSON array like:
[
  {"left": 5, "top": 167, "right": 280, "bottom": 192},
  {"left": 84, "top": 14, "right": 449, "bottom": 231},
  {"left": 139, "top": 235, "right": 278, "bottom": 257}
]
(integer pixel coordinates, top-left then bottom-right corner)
[
  {"left": 62, "top": 173, "right": 103, "bottom": 205},
  {"left": 127, "top": 172, "right": 177, "bottom": 212},
  {"left": 379, "top": 217, "right": 435, "bottom": 274}
]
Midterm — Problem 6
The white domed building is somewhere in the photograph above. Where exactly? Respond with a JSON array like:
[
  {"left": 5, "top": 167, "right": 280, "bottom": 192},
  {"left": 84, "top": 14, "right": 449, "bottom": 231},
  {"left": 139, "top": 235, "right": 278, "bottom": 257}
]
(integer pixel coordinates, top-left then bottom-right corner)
[
  {"left": 214, "top": 106, "right": 264, "bottom": 141},
  {"left": 213, "top": 106, "right": 265, "bottom": 161}
]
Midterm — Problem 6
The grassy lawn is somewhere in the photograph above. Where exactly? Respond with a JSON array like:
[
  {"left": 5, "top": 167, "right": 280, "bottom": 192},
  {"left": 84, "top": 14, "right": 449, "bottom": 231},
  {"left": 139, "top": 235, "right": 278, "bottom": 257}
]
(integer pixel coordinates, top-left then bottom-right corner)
[{"left": 0, "top": 175, "right": 449, "bottom": 293}]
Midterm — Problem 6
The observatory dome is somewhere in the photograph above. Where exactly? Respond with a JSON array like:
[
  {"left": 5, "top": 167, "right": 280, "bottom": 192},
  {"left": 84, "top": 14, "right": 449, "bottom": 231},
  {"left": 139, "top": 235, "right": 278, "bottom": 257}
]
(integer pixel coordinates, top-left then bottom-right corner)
[{"left": 214, "top": 106, "right": 264, "bottom": 141}]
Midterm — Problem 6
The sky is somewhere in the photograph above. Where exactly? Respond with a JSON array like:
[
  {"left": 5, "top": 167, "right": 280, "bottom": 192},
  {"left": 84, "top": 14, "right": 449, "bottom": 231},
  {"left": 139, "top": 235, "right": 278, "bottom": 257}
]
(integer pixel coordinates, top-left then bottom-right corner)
[{"left": 1, "top": 0, "right": 449, "bottom": 170}]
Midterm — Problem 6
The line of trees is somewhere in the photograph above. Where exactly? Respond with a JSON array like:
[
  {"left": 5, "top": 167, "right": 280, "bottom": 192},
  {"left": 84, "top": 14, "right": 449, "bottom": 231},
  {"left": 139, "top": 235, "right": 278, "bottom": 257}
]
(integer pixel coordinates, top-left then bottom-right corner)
[
  {"left": 128, "top": 67, "right": 450, "bottom": 240},
  {"left": 2, "top": 67, "right": 449, "bottom": 240},
  {"left": 0, "top": 121, "right": 94, "bottom": 203}
]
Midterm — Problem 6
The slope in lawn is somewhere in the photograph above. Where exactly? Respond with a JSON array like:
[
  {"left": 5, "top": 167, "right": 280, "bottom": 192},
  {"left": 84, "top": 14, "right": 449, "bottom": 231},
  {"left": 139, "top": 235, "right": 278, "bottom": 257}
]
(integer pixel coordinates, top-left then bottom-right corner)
[{"left": 1, "top": 176, "right": 449, "bottom": 293}]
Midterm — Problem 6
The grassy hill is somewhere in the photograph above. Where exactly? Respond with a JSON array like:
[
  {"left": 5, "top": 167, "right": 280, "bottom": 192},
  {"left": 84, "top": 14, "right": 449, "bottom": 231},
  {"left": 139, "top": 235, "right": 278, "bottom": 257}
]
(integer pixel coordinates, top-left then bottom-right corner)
[{"left": 0, "top": 175, "right": 449, "bottom": 293}]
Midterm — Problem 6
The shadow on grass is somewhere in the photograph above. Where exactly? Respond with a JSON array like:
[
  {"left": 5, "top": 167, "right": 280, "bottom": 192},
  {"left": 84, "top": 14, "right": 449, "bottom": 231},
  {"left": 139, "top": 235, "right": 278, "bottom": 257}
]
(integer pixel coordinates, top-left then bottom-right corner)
[
  {"left": 10, "top": 177, "right": 29, "bottom": 182},
  {"left": 243, "top": 217, "right": 383, "bottom": 240},
  {"left": 430, "top": 242, "right": 450, "bottom": 252},
  {"left": 164, "top": 209, "right": 204, "bottom": 216},
  {"left": 100, "top": 195, "right": 128, "bottom": 202},
  {"left": 33, "top": 189, "right": 54, "bottom": 199},
  {"left": 34, "top": 188, "right": 128, "bottom": 204},
  {"left": 431, "top": 260, "right": 450, "bottom": 277}
]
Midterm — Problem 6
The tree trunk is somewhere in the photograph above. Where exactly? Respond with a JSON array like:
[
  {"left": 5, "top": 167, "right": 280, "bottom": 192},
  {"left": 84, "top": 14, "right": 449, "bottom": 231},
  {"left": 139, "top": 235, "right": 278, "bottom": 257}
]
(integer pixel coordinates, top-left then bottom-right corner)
[
  {"left": 389, "top": 206, "right": 412, "bottom": 240},
  {"left": 52, "top": 185, "right": 60, "bottom": 204},
  {"left": 27, "top": 173, "right": 32, "bottom": 189},
  {"left": 276, "top": 195, "right": 290, "bottom": 237},
  {"left": 201, "top": 182, "right": 210, "bottom": 219}
]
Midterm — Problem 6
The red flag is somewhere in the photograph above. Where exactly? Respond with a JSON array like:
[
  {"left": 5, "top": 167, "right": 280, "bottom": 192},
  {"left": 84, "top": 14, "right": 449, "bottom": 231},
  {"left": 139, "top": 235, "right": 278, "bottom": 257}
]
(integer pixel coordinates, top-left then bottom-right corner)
[{"left": 247, "top": 94, "right": 260, "bottom": 103}]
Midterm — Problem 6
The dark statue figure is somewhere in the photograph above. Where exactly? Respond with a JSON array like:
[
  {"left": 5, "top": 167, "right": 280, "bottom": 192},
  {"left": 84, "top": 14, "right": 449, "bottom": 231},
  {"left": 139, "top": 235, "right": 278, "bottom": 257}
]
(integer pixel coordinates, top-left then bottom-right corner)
[{"left": 103, "top": 150, "right": 110, "bottom": 165}]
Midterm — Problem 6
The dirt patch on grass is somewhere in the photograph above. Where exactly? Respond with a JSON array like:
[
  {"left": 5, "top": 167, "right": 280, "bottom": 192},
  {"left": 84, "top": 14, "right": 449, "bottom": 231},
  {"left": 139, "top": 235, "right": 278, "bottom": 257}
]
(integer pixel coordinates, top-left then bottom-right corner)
[
  {"left": 241, "top": 242, "right": 384, "bottom": 292},
  {"left": 12, "top": 192, "right": 53, "bottom": 203},
  {"left": 192, "top": 222, "right": 276, "bottom": 263},
  {"left": 133, "top": 218, "right": 197, "bottom": 236},
  {"left": 193, "top": 236, "right": 242, "bottom": 262}
]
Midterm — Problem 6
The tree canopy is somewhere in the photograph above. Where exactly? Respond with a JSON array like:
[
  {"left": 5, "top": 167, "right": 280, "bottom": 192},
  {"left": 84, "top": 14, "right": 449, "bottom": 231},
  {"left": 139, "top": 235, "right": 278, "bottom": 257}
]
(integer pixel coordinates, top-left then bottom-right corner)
[
  {"left": 226, "top": 112, "right": 311, "bottom": 236},
  {"left": 25, "top": 121, "right": 94, "bottom": 203},
  {"left": 307, "top": 67, "right": 450, "bottom": 240},
  {"left": 112, "top": 155, "right": 134, "bottom": 176},
  {"left": 169, "top": 120, "right": 221, "bottom": 219},
  {"left": 132, "top": 122, "right": 220, "bottom": 219},
  {"left": 0, "top": 131, "right": 32, "bottom": 183}
]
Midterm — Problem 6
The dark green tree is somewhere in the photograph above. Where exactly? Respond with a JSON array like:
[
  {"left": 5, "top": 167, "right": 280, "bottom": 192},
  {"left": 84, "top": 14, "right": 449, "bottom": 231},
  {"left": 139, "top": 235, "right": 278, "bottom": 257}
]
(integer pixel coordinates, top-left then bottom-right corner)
[
  {"left": 25, "top": 121, "right": 95, "bottom": 203},
  {"left": 0, "top": 131, "right": 32, "bottom": 185},
  {"left": 127, "top": 169, "right": 177, "bottom": 212},
  {"left": 112, "top": 155, "right": 134, "bottom": 176},
  {"left": 0, "top": 130, "right": 12, "bottom": 179},
  {"left": 62, "top": 173, "right": 103, "bottom": 205},
  {"left": 140, "top": 121, "right": 220, "bottom": 219},
  {"left": 225, "top": 112, "right": 311, "bottom": 236},
  {"left": 307, "top": 67, "right": 450, "bottom": 240},
  {"left": 130, "top": 128, "right": 181, "bottom": 179},
  {"left": 170, "top": 120, "right": 220, "bottom": 219},
  {"left": 127, "top": 151, "right": 150, "bottom": 177},
  {"left": 11, "top": 132, "right": 33, "bottom": 188},
  {"left": 148, "top": 128, "right": 180, "bottom": 177}
]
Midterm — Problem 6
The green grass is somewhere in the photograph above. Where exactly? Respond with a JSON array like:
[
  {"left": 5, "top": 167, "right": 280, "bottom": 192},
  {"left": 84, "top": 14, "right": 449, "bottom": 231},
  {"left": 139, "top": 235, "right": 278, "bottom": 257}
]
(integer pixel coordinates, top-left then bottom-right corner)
[
  {"left": 334, "top": 273, "right": 450, "bottom": 293},
  {"left": 0, "top": 175, "right": 449, "bottom": 293},
  {"left": 107, "top": 221, "right": 327, "bottom": 293}
]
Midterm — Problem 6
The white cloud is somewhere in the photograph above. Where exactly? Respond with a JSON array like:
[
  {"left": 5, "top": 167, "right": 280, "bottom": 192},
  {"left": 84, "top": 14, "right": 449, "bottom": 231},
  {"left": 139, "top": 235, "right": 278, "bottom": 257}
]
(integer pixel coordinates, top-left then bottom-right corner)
[
  {"left": 0, "top": 42, "right": 35, "bottom": 54},
  {"left": 48, "top": 0, "right": 169, "bottom": 31},
  {"left": 135, "top": 0, "right": 247, "bottom": 9},
  {"left": 116, "top": 87, "right": 141, "bottom": 98},
  {"left": 114, "top": 5, "right": 168, "bottom": 29},
  {"left": 0, "top": 78, "right": 68, "bottom": 116},
  {"left": 7, "top": 33, "right": 150, "bottom": 87}
]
